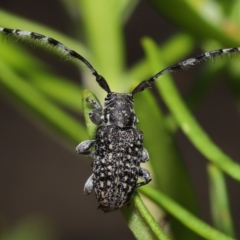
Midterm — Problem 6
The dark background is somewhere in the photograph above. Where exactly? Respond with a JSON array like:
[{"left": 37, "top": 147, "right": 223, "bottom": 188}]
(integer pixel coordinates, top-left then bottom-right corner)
[{"left": 0, "top": 1, "right": 240, "bottom": 239}]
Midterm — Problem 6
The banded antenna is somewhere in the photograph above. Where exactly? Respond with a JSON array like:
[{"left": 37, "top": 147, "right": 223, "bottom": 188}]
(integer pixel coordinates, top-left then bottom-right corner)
[
  {"left": 0, "top": 27, "right": 111, "bottom": 93},
  {"left": 132, "top": 47, "right": 240, "bottom": 95},
  {"left": 1, "top": 28, "right": 240, "bottom": 96}
]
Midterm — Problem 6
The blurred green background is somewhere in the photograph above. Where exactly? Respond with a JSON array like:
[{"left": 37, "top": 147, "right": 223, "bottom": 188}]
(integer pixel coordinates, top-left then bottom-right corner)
[{"left": 0, "top": 0, "right": 240, "bottom": 239}]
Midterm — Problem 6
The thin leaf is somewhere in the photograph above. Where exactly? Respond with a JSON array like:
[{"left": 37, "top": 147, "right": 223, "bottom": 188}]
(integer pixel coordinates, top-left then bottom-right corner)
[
  {"left": 121, "top": 193, "right": 169, "bottom": 240},
  {"left": 128, "top": 33, "right": 194, "bottom": 84},
  {"left": 140, "top": 185, "right": 235, "bottom": 240},
  {"left": 0, "top": 59, "right": 87, "bottom": 144},
  {"left": 77, "top": 0, "right": 125, "bottom": 92},
  {"left": 118, "top": 0, "right": 140, "bottom": 24},
  {"left": 135, "top": 90, "right": 198, "bottom": 239},
  {"left": 29, "top": 73, "right": 83, "bottom": 111},
  {"left": 0, "top": 38, "right": 83, "bottom": 111},
  {"left": 0, "top": 216, "right": 55, "bottom": 240},
  {"left": 208, "top": 164, "right": 236, "bottom": 237},
  {"left": 142, "top": 37, "right": 240, "bottom": 181},
  {"left": 148, "top": 0, "right": 240, "bottom": 46}
]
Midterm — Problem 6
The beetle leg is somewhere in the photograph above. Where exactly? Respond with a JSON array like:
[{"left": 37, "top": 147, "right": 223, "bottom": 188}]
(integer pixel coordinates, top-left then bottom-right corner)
[
  {"left": 141, "top": 148, "right": 149, "bottom": 163},
  {"left": 84, "top": 174, "right": 94, "bottom": 195},
  {"left": 136, "top": 167, "right": 152, "bottom": 188},
  {"left": 76, "top": 140, "right": 95, "bottom": 155},
  {"left": 87, "top": 98, "right": 102, "bottom": 125}
]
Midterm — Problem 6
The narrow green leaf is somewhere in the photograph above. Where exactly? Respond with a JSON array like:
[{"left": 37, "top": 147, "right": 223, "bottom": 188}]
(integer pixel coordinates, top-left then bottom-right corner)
[
  {"left": 121, "top": 193, "right": 169, "bottom": 240},
  {"left": 0, "top": 42, "right": 44, "bottom": 71},
  {"left": 142, "top": 37, "right": 240, "bottom": 181},
  {"left": 77, "top": 0, "right": 125, "bottom": 92},
  {"left": 135, "top": 56, "right": 199, "bottom": 239},
  {"left": 118, "top": 0, "right": 140, "bottom": 24},
  {"left": 140, "top": 186, "right": 235, "bottom": 240},
  {"left": 208, "top": 164, "right": 236, "bottom": 237},
  {"left": 166, "top": 62, "right": 227, "bottom": 133},
  {"left": 0, "top": 40, "right": 83, "bottom": 111},
  {"left": 148, "top": 0, "right": 240, "bottom": 46},
  {"left": 0, "top": 216, "right": 55, "bottom": 240},
  {"left": 128, "top": 33, "right": 194, "bottom": 84},
  {"left": 29, "top": 73, "right": 83, "bottom": 111},
  {"left": 0, "top": 59, "right": 87, "bottom": 144}
]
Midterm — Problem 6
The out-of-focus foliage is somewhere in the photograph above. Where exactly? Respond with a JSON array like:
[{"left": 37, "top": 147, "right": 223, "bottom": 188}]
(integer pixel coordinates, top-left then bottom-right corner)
[{"left": 0, "top": 0, "right": 240, "bottom": 239}]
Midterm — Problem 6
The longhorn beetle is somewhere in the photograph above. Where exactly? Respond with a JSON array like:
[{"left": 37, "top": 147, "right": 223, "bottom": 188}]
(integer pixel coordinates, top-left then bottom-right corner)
[{"left": 0, "top": 27, "right": 239, "bottom": 212}]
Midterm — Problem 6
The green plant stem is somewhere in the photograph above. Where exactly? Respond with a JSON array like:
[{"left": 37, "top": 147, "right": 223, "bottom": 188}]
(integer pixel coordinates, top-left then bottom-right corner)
[
  {"left": 121, "top": 193, "right": 169, "bottom": 240},
  {"left": 0, "top": 59, "right": 87, "bottom": 143},
  {"left": 128, "top": 33, "right": 194, "bottom": 85},
  {"left": 140, "top": 186, "right": 235, "bottom": 240},
  {"left": 208, "top": 164, "right": 236, "bottom": 237},
  {"left": 142, "top": 37, "right": 240, "bottom": 182},
  {"left": 77, "top": 0, "right": 125, "bottom": 92}
]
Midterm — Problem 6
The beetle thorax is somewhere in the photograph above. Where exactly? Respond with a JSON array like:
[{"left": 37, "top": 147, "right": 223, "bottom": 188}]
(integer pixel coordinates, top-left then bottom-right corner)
[{"left": 102, "top": 93, "right": 138, "bottom": 128}]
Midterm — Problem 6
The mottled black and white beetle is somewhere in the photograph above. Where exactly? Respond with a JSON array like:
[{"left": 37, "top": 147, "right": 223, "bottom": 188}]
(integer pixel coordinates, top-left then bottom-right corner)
[{"left": 1, "top": 27, "right": 240, "bottom": 212}]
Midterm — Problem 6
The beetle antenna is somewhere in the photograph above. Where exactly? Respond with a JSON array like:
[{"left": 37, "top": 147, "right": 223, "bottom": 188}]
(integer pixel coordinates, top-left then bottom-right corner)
[
  {"left": 132, "top": 47, "right": 240, "bottom": 95},
  {"left": 0, "top": 27, "right": 111, "bottom": 93}
]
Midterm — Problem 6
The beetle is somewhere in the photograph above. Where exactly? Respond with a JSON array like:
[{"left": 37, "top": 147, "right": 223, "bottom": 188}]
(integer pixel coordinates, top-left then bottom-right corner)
[{"left": 1, "top": 27, "right": 239, "bottom": 212}]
